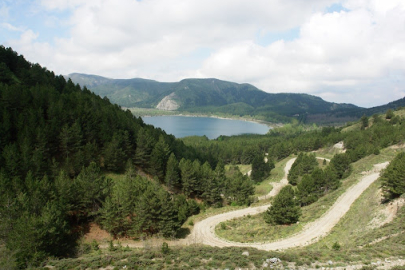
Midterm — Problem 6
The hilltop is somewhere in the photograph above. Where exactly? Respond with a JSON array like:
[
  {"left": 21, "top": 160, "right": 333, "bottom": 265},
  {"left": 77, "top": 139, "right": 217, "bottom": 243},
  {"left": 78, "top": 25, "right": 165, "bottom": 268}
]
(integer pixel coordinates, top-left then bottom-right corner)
[{"left": 68, "top": 73, "right": 361, "bottom": 124}]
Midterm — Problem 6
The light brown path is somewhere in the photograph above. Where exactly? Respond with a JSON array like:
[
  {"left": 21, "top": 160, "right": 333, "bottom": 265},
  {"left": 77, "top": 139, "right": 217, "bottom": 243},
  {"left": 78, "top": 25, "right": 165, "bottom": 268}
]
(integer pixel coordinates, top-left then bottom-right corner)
[
  {"left": 186, "top": 161, "right": 389, "bottom": 250},
  {"left": 257, "top": 157, "right": 296, "bottom": 200}
]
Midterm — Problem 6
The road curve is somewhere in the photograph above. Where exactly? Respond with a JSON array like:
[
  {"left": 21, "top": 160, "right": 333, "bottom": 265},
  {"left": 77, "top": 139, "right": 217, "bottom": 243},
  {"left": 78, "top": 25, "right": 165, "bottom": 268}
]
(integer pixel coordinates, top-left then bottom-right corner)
[{"left": 186, "top": 160, "right": 389, "bottom": 250}]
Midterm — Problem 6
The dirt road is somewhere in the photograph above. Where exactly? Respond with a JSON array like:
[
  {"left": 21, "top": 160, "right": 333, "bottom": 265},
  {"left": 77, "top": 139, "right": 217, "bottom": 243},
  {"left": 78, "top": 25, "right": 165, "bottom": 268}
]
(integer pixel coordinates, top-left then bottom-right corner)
[
  {"left": 186, "top": 160, "right": 389, "bottom": 250},
  {"left": 257, "top": 157, "right": 296, "bottom": 200}
]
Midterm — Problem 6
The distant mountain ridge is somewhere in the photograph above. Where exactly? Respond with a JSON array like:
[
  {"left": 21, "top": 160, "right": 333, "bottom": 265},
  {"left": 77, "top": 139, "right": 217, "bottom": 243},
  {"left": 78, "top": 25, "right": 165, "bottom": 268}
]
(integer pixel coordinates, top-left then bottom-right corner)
[{"left": 67, "top": 73, "right": 404, "bottom": 124}]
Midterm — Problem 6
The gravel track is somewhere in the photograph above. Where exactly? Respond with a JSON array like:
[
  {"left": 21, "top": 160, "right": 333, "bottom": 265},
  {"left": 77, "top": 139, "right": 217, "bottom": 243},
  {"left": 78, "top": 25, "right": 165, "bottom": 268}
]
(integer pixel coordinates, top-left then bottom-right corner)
[{"left": 185, "top": 159, "right": 389, "bottom": 250}]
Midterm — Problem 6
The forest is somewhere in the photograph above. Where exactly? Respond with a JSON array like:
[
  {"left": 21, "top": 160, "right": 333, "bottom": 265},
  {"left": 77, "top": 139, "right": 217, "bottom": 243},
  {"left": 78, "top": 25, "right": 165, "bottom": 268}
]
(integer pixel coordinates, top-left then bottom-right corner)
[
  {"left": 0, "top": 47, "right": 256, "bottom": 268},
  {"left": 1, "top": 46, "right": 405, "bottom": 268}
]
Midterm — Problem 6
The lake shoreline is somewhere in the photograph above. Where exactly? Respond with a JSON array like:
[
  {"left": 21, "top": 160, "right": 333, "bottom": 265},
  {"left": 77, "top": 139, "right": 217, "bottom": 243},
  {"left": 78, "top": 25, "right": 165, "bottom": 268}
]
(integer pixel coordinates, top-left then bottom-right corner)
[
  {"left": 141, "top": 113, "right": 281, "bottom": 128},
  {"left": 142, "top": 115, "right": 273, "bottom": 139}
]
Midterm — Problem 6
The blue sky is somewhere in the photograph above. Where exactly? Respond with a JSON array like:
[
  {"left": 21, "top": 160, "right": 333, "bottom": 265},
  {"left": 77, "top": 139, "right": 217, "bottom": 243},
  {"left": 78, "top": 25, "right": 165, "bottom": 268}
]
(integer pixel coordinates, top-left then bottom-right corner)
[{"left": 1, "top": 0, "right": 405, "bottom": 107}]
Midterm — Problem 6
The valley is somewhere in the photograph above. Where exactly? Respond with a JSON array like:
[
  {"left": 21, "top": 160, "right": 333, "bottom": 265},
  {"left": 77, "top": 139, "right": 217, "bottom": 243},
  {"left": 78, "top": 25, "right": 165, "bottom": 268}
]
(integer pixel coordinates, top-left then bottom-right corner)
[{"left": 1, "top": 46, "right": 405, "bottom": 269}]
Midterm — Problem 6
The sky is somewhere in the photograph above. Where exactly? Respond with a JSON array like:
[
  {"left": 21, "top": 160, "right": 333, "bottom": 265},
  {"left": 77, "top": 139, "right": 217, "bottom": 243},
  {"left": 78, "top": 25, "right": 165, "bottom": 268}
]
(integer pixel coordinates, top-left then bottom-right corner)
[{"left": 1, "top": 0, "right": 405, "bottom": 108}]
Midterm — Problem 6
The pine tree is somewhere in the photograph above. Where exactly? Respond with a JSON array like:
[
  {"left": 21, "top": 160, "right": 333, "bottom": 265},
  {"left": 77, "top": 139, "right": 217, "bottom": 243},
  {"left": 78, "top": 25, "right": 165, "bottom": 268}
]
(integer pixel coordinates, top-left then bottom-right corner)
[
  {"left": 214, "top": 160, "right": 226, "bottom": 193},
  {"left": 323, "top": 166, "right": 340, "bottom": 191},
  {"left": 200, "top": 162, "right": 222, "bottom": 206},
  {"left": 165, "top": 153, "right": 181, "bottom": 192},
  {"left": 179, "top": 158, "right": 197, "bottom": 197},
  {"left": 74, "top": 162, "right": 112, "bottom": 219},
  {"left": 134, "top": 128, "right": 155, "bottom": 168},
  {"left": 386, "top": 109, "right": 394, "bottom": 120},
  {"left": 297, "top": 175, "right": 318, "bottom": 206},
  {"left": 225, "top": 167, "right": 254, "bottom": 205},
  {"left": 264, "top": 185, "right": 301, "bottom": 225},
  {"left": 381, "top": 152, "right": 405, "bottom": 201},
  {"left": 330, "top": 153, "right": 351, "bottom": 179},
  {"left": 149, "top": 135, "right": 171, "bottom": 181},
  {"left": 288, "top": 153, "right": 318, "bottom": 185},
  {"left": 251, "top": 155, "right": 272, "bottom": 183},
  {"left": 361, "top": 115, "right": 369, "bottom": 130},
  {"left": 103, "top": 133, "right": 126, "bottom": 172},
  {"left": 157, "top": 190, "right": 180, "bottom": 238}
]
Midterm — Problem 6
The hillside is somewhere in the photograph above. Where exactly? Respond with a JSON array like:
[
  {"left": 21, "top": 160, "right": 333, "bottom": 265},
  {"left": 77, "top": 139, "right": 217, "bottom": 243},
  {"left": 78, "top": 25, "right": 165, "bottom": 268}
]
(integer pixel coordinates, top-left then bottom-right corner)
[
  {"left": 46, "top": 108, "right": 405, "bottom": 269},
  {"left": 0, "top": 47, "right": 222, "bottom": 268},
  {"left": 0, "top": 47, "right": 258, "bottom": 268},
  {"left": 2, "top": 46, "right": 405, "bottom": 269},
  {"left": 308, "top": 96, "right": 405, "bottom": 123},
  {"left": 68, "top": 73, "right": 360, "bottom": 124}
]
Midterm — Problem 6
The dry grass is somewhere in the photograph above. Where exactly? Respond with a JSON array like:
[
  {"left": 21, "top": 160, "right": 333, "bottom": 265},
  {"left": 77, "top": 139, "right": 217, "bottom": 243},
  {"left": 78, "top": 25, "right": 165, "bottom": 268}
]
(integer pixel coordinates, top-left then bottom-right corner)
[{"left": 216, "top": 213, "right": 304, "bottom": 243}]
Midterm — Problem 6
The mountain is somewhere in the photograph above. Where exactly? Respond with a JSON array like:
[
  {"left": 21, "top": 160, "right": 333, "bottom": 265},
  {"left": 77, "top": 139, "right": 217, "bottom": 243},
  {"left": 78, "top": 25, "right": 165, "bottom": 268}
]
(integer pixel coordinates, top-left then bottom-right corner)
[
  {"left": 363, "top": 96, "right": 405, "bottom": 116},
  {"left": 67, "top": 73, "right": 360, "bottom": 123},
  {"left": 315, "top": 96, "right": 405, "bottom": 122}
]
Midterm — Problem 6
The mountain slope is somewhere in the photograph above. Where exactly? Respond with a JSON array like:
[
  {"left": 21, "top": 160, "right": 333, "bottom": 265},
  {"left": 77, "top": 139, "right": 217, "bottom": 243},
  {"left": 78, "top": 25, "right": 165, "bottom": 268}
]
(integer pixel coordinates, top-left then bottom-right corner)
[
  {"left": 68, "top": 73, "right": 360, "bottom": 123},
  {"left": 0, "top": 46, "right": 219, "bottom": 267}
]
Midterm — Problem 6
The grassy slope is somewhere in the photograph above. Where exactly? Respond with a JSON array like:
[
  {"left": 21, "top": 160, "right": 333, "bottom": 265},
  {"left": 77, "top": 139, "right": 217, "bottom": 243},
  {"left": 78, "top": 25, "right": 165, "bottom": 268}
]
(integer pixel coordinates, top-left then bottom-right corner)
[
  {"left": 215, "top": 146, "right": 402, "bottom": 244},
  {"left": 44, "top": 155, "right": 405, "bottom": 269}
]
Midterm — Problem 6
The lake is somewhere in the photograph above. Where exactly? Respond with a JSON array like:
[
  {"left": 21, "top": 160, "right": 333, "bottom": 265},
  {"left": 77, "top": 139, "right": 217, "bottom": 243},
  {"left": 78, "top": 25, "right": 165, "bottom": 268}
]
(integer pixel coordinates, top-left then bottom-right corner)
[{"left": 142, "top": 116, "right": 270, "bottom": 139}]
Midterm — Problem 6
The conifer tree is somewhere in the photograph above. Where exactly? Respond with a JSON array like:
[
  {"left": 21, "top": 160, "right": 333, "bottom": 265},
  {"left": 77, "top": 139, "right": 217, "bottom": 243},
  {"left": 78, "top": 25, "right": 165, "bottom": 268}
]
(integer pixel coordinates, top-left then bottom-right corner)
[
  {"left": 134, "top": 128, "right": 155, "bottom": 167},
  {"left": 225, "top": 167, "right": 254, "bottom": 205},
  {"left": 157, "top": 189, "right": 181, "bottom": 238},
  {"left": 214, "top": 160, "right": 226, "bottom": 192},
  {"left": 361, "top": 115, "right": 369, "bottom": 130},
  {"left": 264, "top": 185, "right": 301, "bottom": 225},
  {"left": 200, "top": 162, "right": 222, "bottom": 206},
  {"left": 165, "top": 153, "right": 180, "bottom": 192},
  {"left": 330, "top": 153, "right": 351, "bottom": 179},
  {"left": 251, "top": 155, "right": 273, "bottom": 182},
  {"left": 179, "top": 158, "right": 197, "bottom": 197},
  {"left": 297, "top": 175, "right": 318, "bottom": 206},
  {"left": 381, "top": 152, "right": 405, "bottom": 201},
  {"left": 386, "top": 109, "right": 394, "bottom": 120},
  {"left": 149, "top": 135, "right": 171, "bottom": 181}
]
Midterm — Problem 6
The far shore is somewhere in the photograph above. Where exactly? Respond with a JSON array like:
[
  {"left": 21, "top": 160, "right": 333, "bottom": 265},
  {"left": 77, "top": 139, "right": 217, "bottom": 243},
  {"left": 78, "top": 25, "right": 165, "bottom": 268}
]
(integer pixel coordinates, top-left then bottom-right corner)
[{"left": 127, "top": 108, "right": 282, "bottom": 128}]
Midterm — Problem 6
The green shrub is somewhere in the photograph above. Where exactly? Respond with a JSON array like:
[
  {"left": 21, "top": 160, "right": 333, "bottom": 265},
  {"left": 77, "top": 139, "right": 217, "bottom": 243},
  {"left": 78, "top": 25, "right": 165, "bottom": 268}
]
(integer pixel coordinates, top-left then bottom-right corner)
[
  {"left": 332, "top": 241, "right": 341, "bottom": 251},
  {"left": 162, "top": 242, "right": 170, "bottom": 255}
]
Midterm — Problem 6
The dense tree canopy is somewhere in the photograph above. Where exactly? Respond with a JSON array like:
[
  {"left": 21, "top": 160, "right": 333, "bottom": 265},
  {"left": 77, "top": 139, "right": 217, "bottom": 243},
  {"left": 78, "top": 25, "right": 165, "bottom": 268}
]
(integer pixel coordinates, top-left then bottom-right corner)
[
  {"left": 0, "top": 46, "right": 230, "bottom": 267},
  {"left": 251, "top": 154, "right": 274, "bottom": 182},
  {"left": 287, "top": 153, "right": 318, "bottom": 185}
]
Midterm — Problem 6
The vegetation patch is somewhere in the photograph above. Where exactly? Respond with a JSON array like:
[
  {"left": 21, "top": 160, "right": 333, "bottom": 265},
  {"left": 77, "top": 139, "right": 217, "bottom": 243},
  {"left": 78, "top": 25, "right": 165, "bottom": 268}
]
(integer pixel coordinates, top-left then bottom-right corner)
[
  {"left": 216, "top": 213, "right": 304, "bottom": 243},
  {"left": 254, "top": 156, "right": 291, "bottom": 197},
  {"left": 215, "top": 146, "right": 404, "bottom": 244}
]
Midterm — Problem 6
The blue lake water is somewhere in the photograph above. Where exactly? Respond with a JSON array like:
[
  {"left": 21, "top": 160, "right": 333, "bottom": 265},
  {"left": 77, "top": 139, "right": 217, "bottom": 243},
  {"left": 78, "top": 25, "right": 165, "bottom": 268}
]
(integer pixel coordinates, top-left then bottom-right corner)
[{"left": 142, "top": 116, "right": 270, "bottom": 139}]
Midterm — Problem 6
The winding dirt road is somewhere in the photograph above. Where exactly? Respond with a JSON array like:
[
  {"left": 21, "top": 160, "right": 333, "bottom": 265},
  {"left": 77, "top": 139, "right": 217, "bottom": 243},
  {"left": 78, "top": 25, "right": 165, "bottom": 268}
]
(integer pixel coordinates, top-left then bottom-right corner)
[{"left": 185, "top": 159, "right": 389, "bottom": 251}]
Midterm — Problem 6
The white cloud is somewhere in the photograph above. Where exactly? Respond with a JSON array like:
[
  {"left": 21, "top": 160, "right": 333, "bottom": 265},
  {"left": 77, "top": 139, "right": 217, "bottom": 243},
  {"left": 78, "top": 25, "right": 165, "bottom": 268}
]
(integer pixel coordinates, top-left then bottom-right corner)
[
  {"left": 4, "top": 0, "right": 405, "bottom": 107},
  {"left": 1, "top": 22, "right": 25, "bottom": 32},
  {"left": 197, "top": 0, "right": 405, "bottom": 106}
]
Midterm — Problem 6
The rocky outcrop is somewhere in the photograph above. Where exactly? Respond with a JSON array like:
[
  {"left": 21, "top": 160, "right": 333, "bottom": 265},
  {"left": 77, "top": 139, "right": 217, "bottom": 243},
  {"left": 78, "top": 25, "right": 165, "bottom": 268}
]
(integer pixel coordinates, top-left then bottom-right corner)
[{"left": 156, "top": 92, "right": 179, "bottom": 111}]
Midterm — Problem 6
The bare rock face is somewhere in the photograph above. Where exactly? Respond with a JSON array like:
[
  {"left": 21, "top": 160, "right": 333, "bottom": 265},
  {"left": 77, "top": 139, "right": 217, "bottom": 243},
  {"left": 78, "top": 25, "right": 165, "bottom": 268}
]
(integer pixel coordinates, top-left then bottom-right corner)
[{"left": 156, "top": 93, "right": 179, "bottom": 111}]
